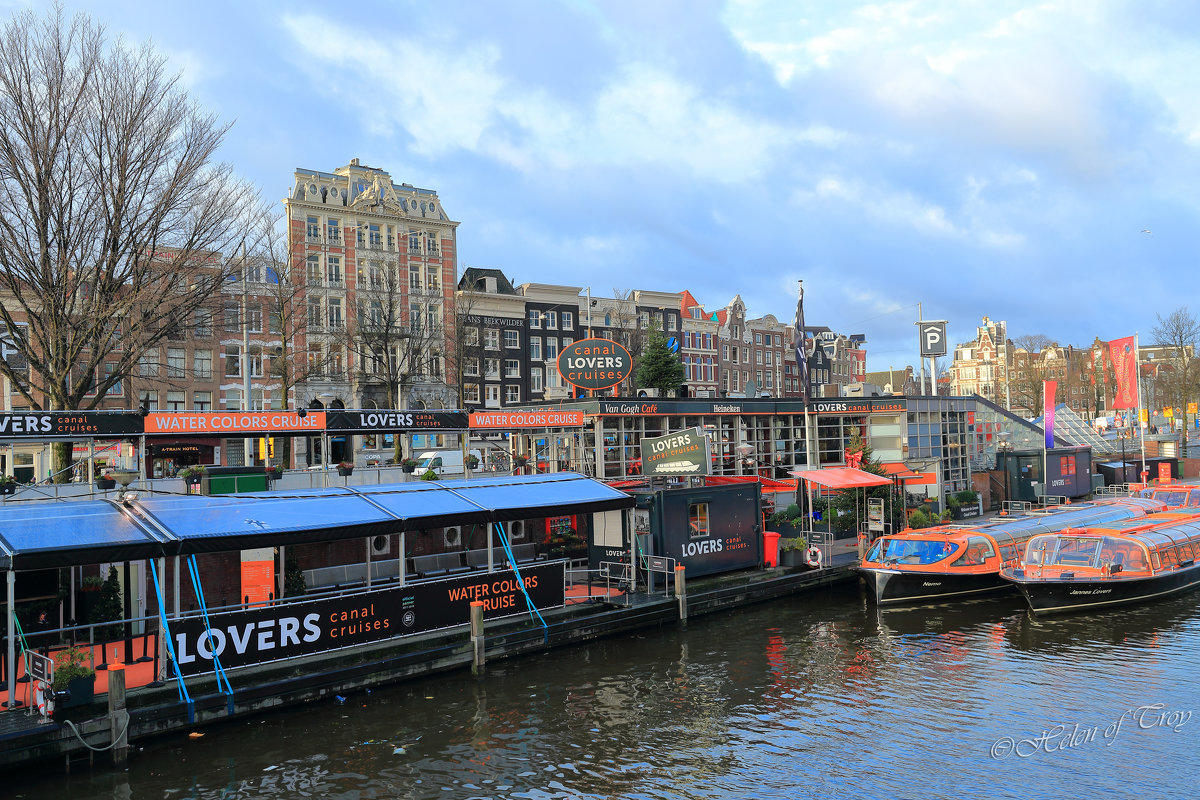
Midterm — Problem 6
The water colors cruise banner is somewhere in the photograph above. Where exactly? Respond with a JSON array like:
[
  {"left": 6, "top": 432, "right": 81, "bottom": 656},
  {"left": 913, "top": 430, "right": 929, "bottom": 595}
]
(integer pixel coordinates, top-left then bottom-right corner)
[{"left": 171, "top": 561, "right": 565, "bottom": 677}]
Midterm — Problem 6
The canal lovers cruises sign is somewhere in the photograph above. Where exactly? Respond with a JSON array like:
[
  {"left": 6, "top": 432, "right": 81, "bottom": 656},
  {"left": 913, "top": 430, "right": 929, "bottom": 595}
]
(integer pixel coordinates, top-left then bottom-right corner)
[
  {"left": 641, "top": 427, "right": 711, "bottom": 476},
  {"left": 556, "top": 338, "right": 632, "bottom": 392}
]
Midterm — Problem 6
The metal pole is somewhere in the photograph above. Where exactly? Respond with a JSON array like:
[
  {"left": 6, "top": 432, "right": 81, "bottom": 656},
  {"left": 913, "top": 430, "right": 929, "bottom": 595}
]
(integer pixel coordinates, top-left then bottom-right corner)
[
  {"left": 1135, "top": 332, "right": 1148, "bottom": 481},
  {"left": 242, "top": 241, "right": 254, "bottom": 466},
  {"left": 5, "top": 569, "right": 15, "bottom": 708},
  {"left": 917, "top": 303, "right": 927, "bottom": 394}
]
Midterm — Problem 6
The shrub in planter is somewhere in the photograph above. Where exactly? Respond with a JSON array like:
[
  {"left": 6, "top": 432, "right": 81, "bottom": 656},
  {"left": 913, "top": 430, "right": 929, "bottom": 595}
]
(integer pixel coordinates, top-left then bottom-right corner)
[
  {"left": 777, "top": 536, "right": 809, "bottom": 567},
  {"left": 401, "top": 458, "right": 418, "bottom": 474},
  {"left": 465, "top": 454, "right": 480, "bottom": 470},
  {"left": 419, "top": 469, "right": 439, "bottom": 481},
  {"left": 337, "top": 461, "right": 355, "bottom": 476},
  {"left": 52, "top": 643, "right": 95, "bottom": 709},
  {"left": 178, "top": 465, "right": 205, "bottom": 484},
  {"left": 95, "top": 472, "right": 117, "bottom": 490},
  {"left": 0, "top": 473, "right": 17, "bottom": 494}
]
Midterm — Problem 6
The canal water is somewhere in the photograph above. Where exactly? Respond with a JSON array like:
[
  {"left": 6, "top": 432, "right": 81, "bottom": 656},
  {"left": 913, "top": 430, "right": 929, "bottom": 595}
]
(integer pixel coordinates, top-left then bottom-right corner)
[{"left": 12, "top": 582, "right": 1199, "bottom": 799}]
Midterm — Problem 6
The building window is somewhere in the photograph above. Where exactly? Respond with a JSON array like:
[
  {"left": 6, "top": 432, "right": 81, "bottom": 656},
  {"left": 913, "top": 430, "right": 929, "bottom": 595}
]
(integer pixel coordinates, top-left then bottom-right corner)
[
  {"left": 193, "top": 308, "right": 213, "bottom": 338},
  {"left": 193, "top": 349, "right": 213, "bottom": 379},
  {"left": 194, "top": 391, "right": 212, "bottom": 411},
  {"left": 327, "top": 218, "right": 340, "bottom": 243},
  {"left": 485, "top": 384, "right": 500, "bottom": 405},
  {"left": 545, "top": 337, "right": 559, "bottom": 360},
  {"left": 307, "top": 255, "right": 321, "bottom": 284},
  {"left": 562, "top": 311, "right": 574, "bottom": 329},
  {"left": 484, "top": 329, "right": 500, "bottom": 350},
  {"left": 138, "top": 350, "right": 158, "bottom": 377},
  {"left": 485, "top": 358, "right": 499, "bottom": 378},
  {"left": 530, "top": 337, "right": 542, "bottom": 360},
  {"left": 166, "top": 348, "right": 185, "bottom": 379},
  {"left": 504, "top": 359, "right": 520, "bottom": 378},
  {"left": 528, "top": 310, "right": 542, "bottom": 329},
  {"left": 225, "top": 345, "right": 241, "bottom": 377},
  {"left": 503, "top": 329, "right": 520, "bottom": 348},
  {"left": 463, "top": 384, "right": 480, "bottom": 404},
  {"left": 224, "top": 303, "right": 240, "bottom": 332},
  {"left": 505, "top": 385, "right": 521, "bottom": 403},
  {"left": 531, "top": 367, "right": 543, "bottom": 393},
  {"left": 328, "top": 298, "right": 343, "bottom": 329},
  {"left": 306, "top": 216, "right": 320, "bottom": 239},
  {"left": 246, "top": 307, "right": 262, "bottom": 333},
  {"left": 327, "top": 256, "right": 342, "bottom": 284},
  {"left": 464, "top": 326, "right": 480, "bottom": 347},
  {"left": 166, "top": 390, "right": 185, "bottom": 411},
  {"left": 688, "top": 502, "right": 710, "bottom": 537},
  {"left": 464, "top": 357, "right": 479, "bottom": 377},
  {"left": 139, "top": 391, "right": 158, "bottom": 411}
]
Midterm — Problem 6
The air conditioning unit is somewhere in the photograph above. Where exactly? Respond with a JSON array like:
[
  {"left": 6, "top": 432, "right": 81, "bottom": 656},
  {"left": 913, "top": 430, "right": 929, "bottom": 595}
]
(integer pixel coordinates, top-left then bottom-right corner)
[
  {"left": 370, "top": 535, "right": 390, "bottom": 556},
  {"left": 443, "top": 526, "right": 462, "bottom": 548}
]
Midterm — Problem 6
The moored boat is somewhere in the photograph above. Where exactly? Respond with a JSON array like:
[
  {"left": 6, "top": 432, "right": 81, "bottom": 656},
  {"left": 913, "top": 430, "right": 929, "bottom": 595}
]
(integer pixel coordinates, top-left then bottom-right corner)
[
  {"left": 858, "top": 497, "right": 1164, "bottom": 605},
  {"left": 999, "top": 510, "right": 1200, "bottom": 614}
]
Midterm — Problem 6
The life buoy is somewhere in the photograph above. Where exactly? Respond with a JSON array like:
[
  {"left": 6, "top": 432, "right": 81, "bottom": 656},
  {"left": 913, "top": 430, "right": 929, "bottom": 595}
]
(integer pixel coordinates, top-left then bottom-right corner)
[{"left": 805, "top": 547, "right": 822, "bottom": 568}]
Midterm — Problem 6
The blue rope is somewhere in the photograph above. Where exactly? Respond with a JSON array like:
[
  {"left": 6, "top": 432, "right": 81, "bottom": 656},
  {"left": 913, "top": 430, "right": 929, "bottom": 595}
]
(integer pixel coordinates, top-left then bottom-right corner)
[
  {"left": 186, "top": 555, "right": 234, "bottom": 705},
  {"left": 494, "top": 522, "right": 549, "bottom": 641},
  {"left": 149, "top": 559, "right": 193, "bottom": 719}
]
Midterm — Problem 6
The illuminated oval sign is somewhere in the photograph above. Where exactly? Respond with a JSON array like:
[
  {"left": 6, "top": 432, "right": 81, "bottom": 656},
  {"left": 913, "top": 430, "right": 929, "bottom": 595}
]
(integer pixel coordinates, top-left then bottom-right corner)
[{"left": 556, "top": 337, "right": 633, "bottom": 391}]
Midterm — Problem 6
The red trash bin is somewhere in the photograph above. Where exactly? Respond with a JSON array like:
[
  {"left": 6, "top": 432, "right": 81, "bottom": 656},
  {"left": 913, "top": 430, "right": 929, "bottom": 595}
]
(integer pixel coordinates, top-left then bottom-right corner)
[{"left": 762, "top": 530, "right": 781, "bottom": 568}]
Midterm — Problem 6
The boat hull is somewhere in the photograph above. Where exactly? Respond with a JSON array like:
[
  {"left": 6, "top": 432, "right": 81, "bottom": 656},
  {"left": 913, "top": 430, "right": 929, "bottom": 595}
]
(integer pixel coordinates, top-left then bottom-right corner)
[
  {"left": 1005, "top": 563, "right": 1200, "bottom": 615},
  {"left": 858, "top": 567, "right": 1012, "bottom": 605}
]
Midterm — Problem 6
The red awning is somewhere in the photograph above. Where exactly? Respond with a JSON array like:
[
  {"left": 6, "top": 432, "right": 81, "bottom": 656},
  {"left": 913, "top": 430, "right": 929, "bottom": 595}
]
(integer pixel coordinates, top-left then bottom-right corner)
[
  {"left": 704, "top": 475, "right": 797, "bottom": 492},
  {"left": 790, "top": 467, "right": 892, "bottom": 489},
  {"left": 881, "top": 462, "right": 937, "bottom": 485}
]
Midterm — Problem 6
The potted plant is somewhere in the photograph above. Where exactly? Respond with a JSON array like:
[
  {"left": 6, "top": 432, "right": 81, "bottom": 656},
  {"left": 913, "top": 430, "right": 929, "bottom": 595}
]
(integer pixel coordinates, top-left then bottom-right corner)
[
  {"left": 0, "top": 474, "right": 17, "bottom": 495},
  {"left": 777, "top": 536, "right": 809, "bottom": 567},
  {"left": 465, "top": 453, "right": 480, "bottom": 470},
  {"left": 419, "top": 468, "right": 438, "bottom": 481},
  {"left": 264, "top": 464, "right": 282, "bottom": 482},
  {"left": 400, "top": 458, "right": 418, "bottom": 474},
  {"left": 337, "top": 461, "right": 354, "bottom": 477},
  {"left": 767, "top": 504, "right": 805, "bottom": 538},
  {"left": 51, "top": 643, "right": 95, "bottom": 710},
  {"left": 95, "top": 470, "right": 117, "bottom": 490},
  {"left": 178, "top": 464, "right": 205, "bottom": 485}
]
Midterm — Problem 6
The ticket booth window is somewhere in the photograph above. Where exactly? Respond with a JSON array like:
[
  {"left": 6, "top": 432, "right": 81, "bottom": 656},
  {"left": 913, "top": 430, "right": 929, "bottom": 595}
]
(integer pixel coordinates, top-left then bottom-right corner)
[{"left": 688, "top": 502, "right": 710, "bottom": 538}]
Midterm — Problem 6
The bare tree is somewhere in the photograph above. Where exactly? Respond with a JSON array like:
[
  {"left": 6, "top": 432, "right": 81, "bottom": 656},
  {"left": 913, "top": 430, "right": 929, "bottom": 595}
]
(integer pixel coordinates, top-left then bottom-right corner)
[
  {"left": 344, "top": 257, "right": 443, "bottom": 461},
  {"left": 610, "top": 288, "right": 649, "bottom": 394},
  {"left": 0, "top": 6, "right": 261, "bottom": 477},
  {"left": 1009, "top": 334, "right": 1057, "bottom": 416},
  {"left": 1151, "top": 306, "right": 1200, "bottom": 455}
]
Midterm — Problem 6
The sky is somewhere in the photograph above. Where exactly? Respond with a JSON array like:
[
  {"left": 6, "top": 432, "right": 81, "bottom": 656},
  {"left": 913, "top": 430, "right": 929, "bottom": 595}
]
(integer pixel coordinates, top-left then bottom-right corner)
[{"left": 23, "top": 0, "right": 1200, "bottom": 371}]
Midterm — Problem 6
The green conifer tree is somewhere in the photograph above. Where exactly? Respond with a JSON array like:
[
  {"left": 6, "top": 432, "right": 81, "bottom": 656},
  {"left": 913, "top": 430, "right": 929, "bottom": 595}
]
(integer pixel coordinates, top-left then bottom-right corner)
[{"left": 636, "top": 328, "right": 685, "bottom": 396}]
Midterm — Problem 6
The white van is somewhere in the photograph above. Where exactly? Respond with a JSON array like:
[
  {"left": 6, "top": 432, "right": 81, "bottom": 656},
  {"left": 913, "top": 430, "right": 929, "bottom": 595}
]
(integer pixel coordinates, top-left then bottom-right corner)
[{"left": 414, "top": 450, "right": 482, "bottom": 477}]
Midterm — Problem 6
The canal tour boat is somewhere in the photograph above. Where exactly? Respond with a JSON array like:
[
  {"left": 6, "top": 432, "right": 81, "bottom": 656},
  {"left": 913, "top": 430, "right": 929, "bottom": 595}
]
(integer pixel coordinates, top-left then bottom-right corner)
[
  {"left": 1137, "top": 483, "right": 1200, "bottom": 509},
  {"left": 999, "top": 510, "right": 1200, "bottom": 614},
  {"left": 858, "top": 497, "right": 1165, "bottom": 605}
]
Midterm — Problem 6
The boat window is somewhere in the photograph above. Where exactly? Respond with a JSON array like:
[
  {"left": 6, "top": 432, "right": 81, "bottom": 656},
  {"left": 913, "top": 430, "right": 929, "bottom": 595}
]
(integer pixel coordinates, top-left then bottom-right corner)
[
  {"left": 1049, "top": 537, "right": 1101, "bottom": 567},
  {"left": 950, "top": 536, "right": 995, "bottom": 567},
  {"left": 1100, "top": 538, "right": 1148, "bottom": 571},
  {"left": 1153, "top": 490, "right": 1186, "bottom": 507},
  {"left": 1025, "top": 535, "right": 1056, "bottom": 565},
  {"left": 865, "top": 540, "right": 883, "bottom": 562},
  {"left": 1160, "top": 546, "right": 1180, "bottom": 570},
  {"left": 878, "top": 538, "right": 957, "bottom": 565},
  {"left": 1189, "top": 490, "right": 1200, "bottom": 508}
]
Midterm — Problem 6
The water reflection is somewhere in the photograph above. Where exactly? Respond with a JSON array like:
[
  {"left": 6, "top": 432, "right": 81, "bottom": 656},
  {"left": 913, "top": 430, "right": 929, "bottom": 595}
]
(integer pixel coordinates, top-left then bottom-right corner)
[{"left": 12, "top": 584, "right": 1199, "bottom": 800}]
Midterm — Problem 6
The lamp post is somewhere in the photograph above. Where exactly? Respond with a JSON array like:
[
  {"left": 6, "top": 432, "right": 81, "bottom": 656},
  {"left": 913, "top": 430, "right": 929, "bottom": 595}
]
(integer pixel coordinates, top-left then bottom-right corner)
[{"left": 240, "top": 241, "right": 254, "bottom": 466}]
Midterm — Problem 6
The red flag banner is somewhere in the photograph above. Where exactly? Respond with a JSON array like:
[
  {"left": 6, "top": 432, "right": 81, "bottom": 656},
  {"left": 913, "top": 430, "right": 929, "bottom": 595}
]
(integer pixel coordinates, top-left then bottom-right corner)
[{"left": 1107, "top": 336, "right": 1137, "bottom": 409}]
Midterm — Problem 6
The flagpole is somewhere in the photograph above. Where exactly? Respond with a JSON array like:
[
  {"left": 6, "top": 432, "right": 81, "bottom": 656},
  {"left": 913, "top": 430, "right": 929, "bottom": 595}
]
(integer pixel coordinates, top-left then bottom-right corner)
[
  {"left": 1135, "top": 332, "right": 1147, "bottom": 482},
  {"left": 794, "top": 280, "right": 817, "bottom": 560}
]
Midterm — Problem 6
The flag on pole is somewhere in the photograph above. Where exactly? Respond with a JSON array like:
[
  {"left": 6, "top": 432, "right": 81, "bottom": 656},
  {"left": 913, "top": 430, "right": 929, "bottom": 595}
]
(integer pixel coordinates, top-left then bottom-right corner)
[
  {"left": 794, "top": 281, "right": 809, "bottom": 405},
  {"left": 1044, "top": 380, "right": 1057, "bottom": 449},
  {"left": 1107, "top": 336, "right": 1137, "bottom": 409}
]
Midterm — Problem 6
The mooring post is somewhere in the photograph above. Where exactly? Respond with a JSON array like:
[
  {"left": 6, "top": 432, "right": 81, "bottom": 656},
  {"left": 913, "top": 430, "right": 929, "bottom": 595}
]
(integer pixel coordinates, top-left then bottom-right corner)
[
  {"left": 107, "top": 662, "right": 128, "bottom": 768},
  {"left": 675, "top": 566, "right": 687, "bottom": 629},
  {"left": 469, "top": 601, "right": 485, "bottom": 675}
]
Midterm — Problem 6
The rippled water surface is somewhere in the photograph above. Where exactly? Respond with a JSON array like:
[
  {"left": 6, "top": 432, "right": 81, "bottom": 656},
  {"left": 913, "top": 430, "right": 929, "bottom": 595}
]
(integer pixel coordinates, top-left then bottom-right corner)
[{"left": 14, "top": 583, "right": 1199, "bottom": 799}]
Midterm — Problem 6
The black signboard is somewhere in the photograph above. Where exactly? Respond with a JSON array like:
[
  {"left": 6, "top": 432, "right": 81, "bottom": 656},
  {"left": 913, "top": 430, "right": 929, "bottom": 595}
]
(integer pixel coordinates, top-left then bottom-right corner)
[
  {"left": 171, "top": 561, "right": 565, "bottom": 677},
  {"left": 595, "top": 398, "right": 907, "bottom": 416},
  {"left": 0, "top": 411, "right": 143, "bottom": 440},
  {"left": 325, "top": 409, "right": 468, "bottom": 432}
]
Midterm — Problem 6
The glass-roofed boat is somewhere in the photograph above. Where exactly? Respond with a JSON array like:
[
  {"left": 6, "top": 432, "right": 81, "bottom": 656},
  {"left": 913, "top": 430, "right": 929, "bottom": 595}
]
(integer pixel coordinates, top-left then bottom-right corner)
[
  {"left": 857, "top": 496, "right": 1165, "bottom": 605},
  {"left": 999, "top": 509, "right": 1200, "bottom": 614}
]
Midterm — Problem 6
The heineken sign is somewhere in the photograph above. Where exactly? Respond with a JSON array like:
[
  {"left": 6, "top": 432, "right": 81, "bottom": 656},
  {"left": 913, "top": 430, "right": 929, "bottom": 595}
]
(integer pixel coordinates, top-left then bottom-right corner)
[
  {"left": 641, "top": 427, "right": 711, "bottom": 475},
  {"left": 557, "top": 338, "right": 632, "bottom": 391}
]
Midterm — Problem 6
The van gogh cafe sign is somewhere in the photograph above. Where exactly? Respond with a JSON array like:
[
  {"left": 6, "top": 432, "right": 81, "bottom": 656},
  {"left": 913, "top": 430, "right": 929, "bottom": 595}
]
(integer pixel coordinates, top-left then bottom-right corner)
[
  {"left": 556, "top": 338, "right": 632, "bottom": 391},
  {"left": 641, "top": 427, "right": 711, "bottom": 476}
]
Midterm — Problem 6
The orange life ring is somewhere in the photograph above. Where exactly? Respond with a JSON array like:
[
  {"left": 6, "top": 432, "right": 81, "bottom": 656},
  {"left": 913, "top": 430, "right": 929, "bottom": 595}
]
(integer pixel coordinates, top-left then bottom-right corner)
[{"left": 805, "top": 547, "right": 822, "bottom": 568}]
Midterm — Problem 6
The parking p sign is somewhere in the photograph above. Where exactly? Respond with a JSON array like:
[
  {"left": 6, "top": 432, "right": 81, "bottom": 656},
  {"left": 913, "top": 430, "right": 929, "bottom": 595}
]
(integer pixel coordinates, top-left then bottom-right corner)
[{"left": 919, "top": 321, "right": 947, "bottom": 357}]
